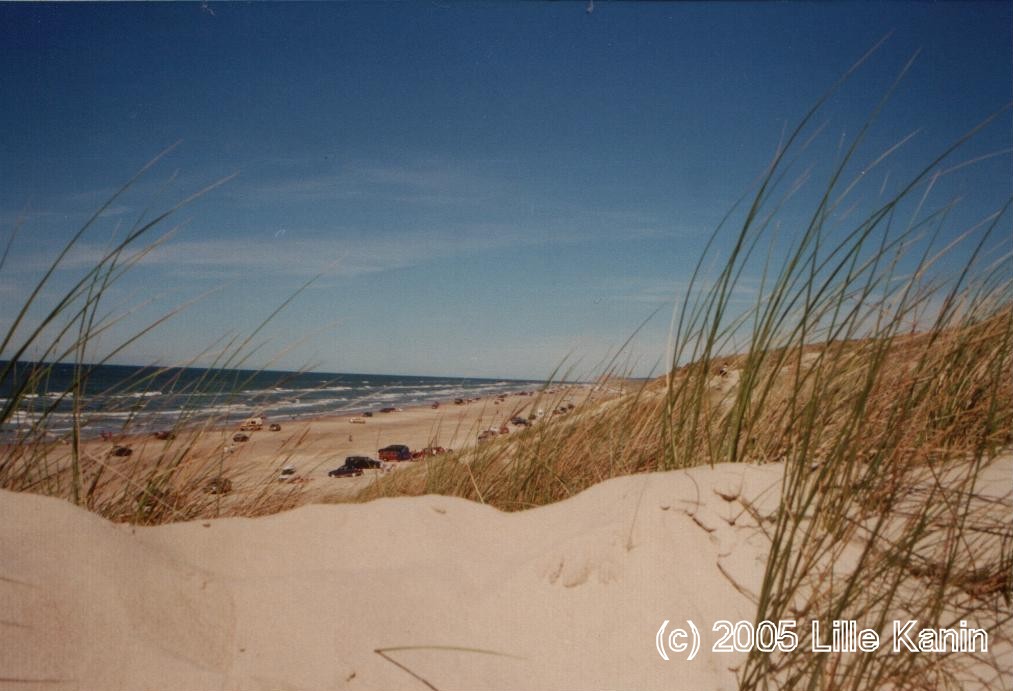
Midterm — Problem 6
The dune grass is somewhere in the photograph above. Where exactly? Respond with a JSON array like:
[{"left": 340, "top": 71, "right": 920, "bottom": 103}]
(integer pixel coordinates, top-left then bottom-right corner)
[
  {"left": 353, "top": 52, "right": 1012, "bottom": 688},
  {"left": 1, "top": 51, "right": 1009, "bottom": 689},
  {"left": 0, "top": 153, "right": 324, "bottom": 524}
]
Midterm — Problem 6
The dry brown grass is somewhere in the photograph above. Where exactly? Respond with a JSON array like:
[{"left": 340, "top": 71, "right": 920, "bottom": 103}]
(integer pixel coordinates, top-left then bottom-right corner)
[
  {"left": 355, "top": 308, "right": 1011, "bottom": 511},
  {"left": 2, "top": 53, "right": 1010, "bottom": 688},
  {"left": 1, "top": 417, "right": 313, "bottom": 524}
]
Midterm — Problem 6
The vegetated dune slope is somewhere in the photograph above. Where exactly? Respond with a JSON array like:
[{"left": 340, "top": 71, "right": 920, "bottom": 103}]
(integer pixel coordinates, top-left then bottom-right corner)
[{"left": 2, "top": 455, "right": 1009, "bottom": 691}]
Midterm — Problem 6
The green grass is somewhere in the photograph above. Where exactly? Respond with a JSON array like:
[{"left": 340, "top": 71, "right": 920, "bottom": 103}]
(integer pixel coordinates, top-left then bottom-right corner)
[
  {"left": 354, "top": 49, "right": 1012, "bottom": 689},
  {"left": 2, "top": 50, "right": 1010, "bottom": 689},
  {"left": 0, "top": 150, "right": 322, "bottom": 524}
]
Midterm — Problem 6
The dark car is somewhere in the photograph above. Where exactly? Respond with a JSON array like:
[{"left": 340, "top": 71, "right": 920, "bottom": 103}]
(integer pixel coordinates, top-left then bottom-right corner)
[
  {"left": 233, "top": 433, "right": 250, "bottom": 442},
  {"left": 510, "top": 416, "right": 531, "bottom": 426},
  {"left": 328, "top": 466, "right": 364, "bottom": 478},
  {"left": 344, "top": 456, "right": 382, "bottom": 469},
  {"left": 378, "top": 444, "right": 411, "bottom": 461},
  {"left": 363, "top": 411, "right": 374, "bottom": 417},
  {"left": 379, "top": 407, "right": 397, "bottom": 413}
]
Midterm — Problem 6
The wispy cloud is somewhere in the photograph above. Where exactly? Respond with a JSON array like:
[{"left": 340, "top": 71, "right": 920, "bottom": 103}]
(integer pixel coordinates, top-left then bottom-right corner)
[
  {"left": 238, "top": 157, "right": 510, "bottom": 208},
  {"left": 14, "top": 220, "right": 586, "bottom": 282}
]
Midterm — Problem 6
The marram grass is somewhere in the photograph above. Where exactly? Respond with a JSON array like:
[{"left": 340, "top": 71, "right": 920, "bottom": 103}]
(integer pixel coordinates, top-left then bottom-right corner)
[{"left": 1, "top": 55, "right": 1010, "bottom": 689}]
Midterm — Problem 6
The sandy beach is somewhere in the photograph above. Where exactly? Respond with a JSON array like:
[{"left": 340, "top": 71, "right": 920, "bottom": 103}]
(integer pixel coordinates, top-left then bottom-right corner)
[
  {"left": 63, "top": 385, "right": 602, "bottom": 505},
  {"left": 6, "top": 347, "right": 1010, "bottom": 690},
  {"left": 3, "top": 4, "right": 1009, "bottom": 689}
]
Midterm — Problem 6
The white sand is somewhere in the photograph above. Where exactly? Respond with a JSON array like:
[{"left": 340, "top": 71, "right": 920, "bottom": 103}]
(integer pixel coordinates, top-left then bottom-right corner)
[
  {"left": 1, "top": 463, "right": 784, "bottom": 690},
  {"left": 3, "top": 456, "right": 1009, "bottom": 690}
]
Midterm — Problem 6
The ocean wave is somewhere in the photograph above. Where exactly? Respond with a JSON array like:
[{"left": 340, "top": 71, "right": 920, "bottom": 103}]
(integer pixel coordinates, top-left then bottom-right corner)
[
  {"left": 110, "top": 391, "right": 162, "bottom": 399},
  {"left": 1, "top": 379, "right": 541, "bottom": 438},
  {"left": 20, "top": 392, "right": 74, "bottom": 400}
]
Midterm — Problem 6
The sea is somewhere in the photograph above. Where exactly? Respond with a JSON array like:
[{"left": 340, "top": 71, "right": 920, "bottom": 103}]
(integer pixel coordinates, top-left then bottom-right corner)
[{"left": 0, "top": 361, "right": 544, "bottom": 440}]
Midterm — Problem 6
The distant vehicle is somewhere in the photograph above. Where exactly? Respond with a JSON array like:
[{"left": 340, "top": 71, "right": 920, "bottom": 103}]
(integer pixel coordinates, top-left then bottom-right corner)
[
  {"left": 240, "top": 416, "right": 264, "bottom": 431},
  {"left": 478, "top": 430, "right": 498, "bottom": 442},
  {"left": 431, "top": 402, "right": 440, "bottom": 409},
  {"left": 344, "top": 456, "right": 382, "bottom": 469},
  {"left": 379, "top": 407, "right": 397, "bottom": 413},
  {"left": 153, "top": 430, "right": 175, "bottom": 440},
  {"left": 233, "top": 433, "right": 250, "bottom": 442},
  {"left": 328, "top": 466, "right": 363, "bottom": 478},
  {"left": 363, "top": 411, "right": 374, "bottom": 417},
  {"left": 510, "top": 416, "right": 530, "bottom": 426},
  {"left": 278, "top": 466, "right": 297, "bottom": 481},
  {"left": 454, "top": 398, "right": 465, "bottom": 405},
  {"left": 411, "top": 445, "right": 448, "bottom": 459},
  {"left": 349, "top": 417, "right": 366, "bottom": 424},
  {"left": 110, "top": 445, "right": 133, "bottom": 457},
  {"left": 269, "top": 423, "right": 282, "bottom": 431},
  {"left": 378, "top": 444, "right": 411, "bottom": 461}
]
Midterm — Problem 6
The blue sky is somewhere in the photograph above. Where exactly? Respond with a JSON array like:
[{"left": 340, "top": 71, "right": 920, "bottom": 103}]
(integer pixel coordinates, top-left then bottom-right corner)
[{"left": 1, "top": 1, "right": 1010, "bottom": 379}]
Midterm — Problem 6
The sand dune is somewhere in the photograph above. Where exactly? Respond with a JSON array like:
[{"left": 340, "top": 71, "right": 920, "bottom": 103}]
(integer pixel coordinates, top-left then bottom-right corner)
[
  {"left": 4, "top": 452, "right": 1009, "bottom": 690},
  {"left": 2, "top": 462, "right": 785, "bottom": 690}
]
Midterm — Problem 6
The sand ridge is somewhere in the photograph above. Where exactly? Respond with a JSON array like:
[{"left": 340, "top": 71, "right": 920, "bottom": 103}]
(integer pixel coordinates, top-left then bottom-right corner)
[{"left": 1, "top": 462, "right": 782, "bottom": 691}]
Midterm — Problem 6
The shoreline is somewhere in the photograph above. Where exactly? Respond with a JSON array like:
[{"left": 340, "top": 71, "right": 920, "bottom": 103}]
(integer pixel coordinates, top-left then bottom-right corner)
[{"left": 45, "top": 383, "right": 606, "bottom": 505}]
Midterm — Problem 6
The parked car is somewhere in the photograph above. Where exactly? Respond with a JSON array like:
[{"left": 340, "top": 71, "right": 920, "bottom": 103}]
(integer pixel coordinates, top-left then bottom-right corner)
[
  {"left": 328, "top": 466, "right": 364, "bottom": 478},
  {"left": 410, "top": 445, "right": 440, "bottom": 459},
  {"left": 378, "top": 444, "right": 411, "bottom": 461},
  {"left": 344, "top": 456, "right": 382, "bottom": 470},
  {"left": 233, "top": 433, "right": 250, "bottom": 442},
  {"left": 153, "top": 430, "right": 175, "bottom": 440},
  {"left": 110, "top": 445, "right": 133, "bottom": 457},
  {"left": 239, "top": 416, "right": 264, "bottom": 431},
  {"left": 269, "top": 423, "right": 282, "bottom": 431},
  {"left": 363, "top": 411, "right": 374, "bottom": 417},
  {"left": 278, "top": 465, "right": 297, "bottom": 481},
  {"left": 510, "top": 416, "right": 531, "bottom": 426},
  {"left": 379, "top": 407, "right": 397, "bottom": 413}
]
